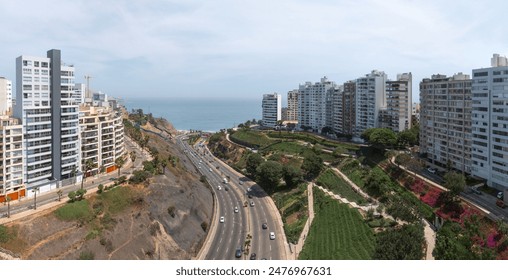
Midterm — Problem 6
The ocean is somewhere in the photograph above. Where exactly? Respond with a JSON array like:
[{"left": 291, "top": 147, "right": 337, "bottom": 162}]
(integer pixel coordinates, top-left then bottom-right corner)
[{"left": 124, "top": 97, "right": 262, "bottom": 132}]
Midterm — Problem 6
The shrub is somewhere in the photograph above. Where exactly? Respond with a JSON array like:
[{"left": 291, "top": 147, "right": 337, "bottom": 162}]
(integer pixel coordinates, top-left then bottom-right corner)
[
  {"left": 79, "top": 251, "right": 95, "bottom": 260},
  {"left": 201, "top": 221, "right": 208, "bottom": 232}
]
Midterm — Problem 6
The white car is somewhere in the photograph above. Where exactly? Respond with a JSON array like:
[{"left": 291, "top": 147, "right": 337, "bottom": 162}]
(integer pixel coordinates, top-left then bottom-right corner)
[
  {"left": 219, "top": 216, "right": 225, "bottom": 223},
  {"left": 269, "top": 232, "right": 275, "bottom": 240},
  {"left": 427, "top": 168, "right": 436, "bottom": 174},
  {"left": 234, "top": 206, "right": 239, "bottom": 213},
  {"left": 217, "top": 185, "right": 222, "bottom": 190}
]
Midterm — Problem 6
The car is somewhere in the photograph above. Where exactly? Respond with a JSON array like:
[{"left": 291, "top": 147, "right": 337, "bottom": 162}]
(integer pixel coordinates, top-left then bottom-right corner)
[
  {"left": 250, "top": 253, "right": 257, "bottom": 260},
  {"left": 269, "top": 232, "right": 275, "bottom": 240},
  {"left": 497, "top": 192, "right": 504, "bottom": 199},
  {"left": 235, "top": 248, "right": 242, "bottom": 258},
  {"left": 472, "top": 187, "right": 482, "bottom": 195},
  {"left": 262, "top": 223, "right": 268, "bottom": 230},
  {"left": 219, "top": 216, "right": 225, "bottom": 223},
  {"left": 225, "top": 187, "right": 229, "bottom": 191},
  {"left": 209, "top": 168, "right": 212, "bottom": 172},
  {"left": 234, "top": 206, "right": 239, "bottom": 213},
  {"left": 217, "top": 185, "right": 222, "bottom": 190},
  {"left": 239, "top": 181, "right": 243, "bottom": 185},
  {"left": 247, "top": 187, "right": 252, "bottom": 192},
  {"left": 250, "top": 201, "right": 255, "bottom": 207},
  {"left": 427, "top": 168, "right": 436, "bottom": 174},
  {"left": 248, "top": 194, "right": 253, "bottom": 199}
]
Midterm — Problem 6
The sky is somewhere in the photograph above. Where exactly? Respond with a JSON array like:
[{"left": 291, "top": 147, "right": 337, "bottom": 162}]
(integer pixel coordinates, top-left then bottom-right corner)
[{"left": 1, "top": 0, "right": 507, "bottom": 103}]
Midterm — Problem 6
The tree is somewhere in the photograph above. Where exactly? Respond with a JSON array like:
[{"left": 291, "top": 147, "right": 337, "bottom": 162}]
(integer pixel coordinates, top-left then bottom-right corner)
[
  {"left": 6, "top": 196, "right": 11, "bottom": 218},
  {"left": 367, "top": 128, "right": 397, "bottom": 150},
  {"left": 246, "top": 153, "right": 263, "bottom": 177},
  {"left": 443, "top": 171, "right": 466, "bottom": 197},
  {"left": 159, "top": 158, "right": 168, "bottom": 174},
  {"left": 129, "top": 151, "right": 137, "bottom": 167},
  {"left": 68, "top": 191, "right": 77, "bottom": 202},
  {"left": 256, "top": 161, "right": 283, "bottom": 190},
  {"left": 394, "top": 153, "right": 411, "bottom": 167},
  {"left": 115, "top": 156, "right": 125, "bottom": 177},
  {"left": 57, "top": 189, "right": 63, "bottom": 202},
  {"left": 76, "top": 189, "right": 87, "bottom": 201},
  {"left": 82, "top": 159, "right": 96, "bottom": 190},
  {"left": 97, "top": 184, "right": 104, "bottom": 194},
  {"left": 373, "top": 224, "right": 425, "bottom": 260},
  {"left": 397, "top": 128, "right": 418, "bottom": 148},
  {"left": 282, "top": 165, "right": 302, "bottom": 188},
  {"left": 301, "top": 152, "right": 323, "bottom": 179}
]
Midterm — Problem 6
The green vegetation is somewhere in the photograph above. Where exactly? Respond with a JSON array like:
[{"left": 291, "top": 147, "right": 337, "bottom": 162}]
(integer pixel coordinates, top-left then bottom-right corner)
[
  {"left": 299, "top": 188, "right": 375, "bottom": 260},
  {"left": 79, "top": 251, "right": 95, "bottom": 260},
  {"left": 273, "top": 183, "right": 308, "bottom": 244},
  {"left": 443, "top": 172, "right": 466, "bottom": 197},
  {"left": 301, "top": 151, "right": 324, "bottom": 179},
  {"left": 266, "top": 131, "right": 359, "bottom": 151},
  {"left": 373, "top": 223, "right": 425, "bottom": 260},
  {"left": 316, "top": 169, "right": 366, "bottom": 204},
  {"left": 99, "top": 186, "right": 139, "bottom": 214},
  {"left": 54, "top": 200, "right": 93, "bottom": 221},
  {"left": 0, "top": 225, "right": 14, "bottom": 243},
  {"left": 230, "top": 130, "right": 275, "bottom": 148},
  {"left": 256, "top": 160, "right": 283, "bottom": 191}
]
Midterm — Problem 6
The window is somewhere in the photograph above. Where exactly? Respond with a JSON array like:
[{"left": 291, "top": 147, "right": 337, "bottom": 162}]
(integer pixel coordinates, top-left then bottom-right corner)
[{"left": 34, "top": 61, "right": 39, "bottom": 67}]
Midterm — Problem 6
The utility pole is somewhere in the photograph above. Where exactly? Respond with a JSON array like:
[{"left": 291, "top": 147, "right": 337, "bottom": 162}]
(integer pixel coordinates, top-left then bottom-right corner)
[{"left": 84, "top": 75, "right": 92, "bottom": 99}]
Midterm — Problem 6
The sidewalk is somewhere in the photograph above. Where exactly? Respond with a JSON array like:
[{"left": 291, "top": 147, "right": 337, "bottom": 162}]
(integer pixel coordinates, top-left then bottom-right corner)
[{"left": 292, "top": 182, "right": 315, "bottom": 259}]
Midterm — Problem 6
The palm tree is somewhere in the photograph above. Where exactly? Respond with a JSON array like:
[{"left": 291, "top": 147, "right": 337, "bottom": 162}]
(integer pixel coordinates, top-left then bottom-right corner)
[
  {"left": 6, "top": 195, "right": 11, "bottom": 218},
  {"left": 115, "top": 156, "right": 125, "bottom": 176},
  {"left": 129, "top": 151, "right": 137, "bottom": 168},
  {"left": 81, "top": 159, "right": 97, "bottom": 190},
  {"left": 32, "top": 187, "right": 39, "bottom": 210}
]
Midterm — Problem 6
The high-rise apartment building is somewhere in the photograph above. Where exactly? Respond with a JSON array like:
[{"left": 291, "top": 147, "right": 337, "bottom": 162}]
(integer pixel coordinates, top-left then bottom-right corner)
[
  {"left": 419, "top": 73, "right": 472, "bottom": 174},
  {"left": 80, "top": 105, "right": 125, "bottom": 176},
  {"left": 0, "top": 77, "right": 13, "bottom": 115},
  {"left": 0, "top": 116, "right": 24, "bottom": 202},
  {"left": 262, "top": 93, "right": 281, "bottom": 128},
  {"left": 354, "top": 70, "right": 387, "bottom": 139},
  {"left": 287, "top": 90, "right": 299, "bottom": 122},
  {"left": 14, "top": 49, "right": 81, "bottom": 194},
  {"left": 298, "top": 77, "right": 336, "bottom": 132},
  {"left": 471, "top": 54, "right": 508, "bottom": 190},
  {"left": 380, "top": 73, "right": 412, "bottom": 132},
  {"left": 332, "top": 81, "right": 356, "bottom": 136}
]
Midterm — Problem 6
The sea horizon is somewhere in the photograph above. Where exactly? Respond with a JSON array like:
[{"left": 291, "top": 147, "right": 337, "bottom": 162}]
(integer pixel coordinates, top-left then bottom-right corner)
[{"left": 124, "top": 97, "right": 262, "bottom": 132}]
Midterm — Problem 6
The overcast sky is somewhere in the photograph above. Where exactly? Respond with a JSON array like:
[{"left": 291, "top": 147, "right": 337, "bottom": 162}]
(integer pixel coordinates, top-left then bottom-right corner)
[{"left": 0, "top": 0, "right": 506, "bottom": 102}]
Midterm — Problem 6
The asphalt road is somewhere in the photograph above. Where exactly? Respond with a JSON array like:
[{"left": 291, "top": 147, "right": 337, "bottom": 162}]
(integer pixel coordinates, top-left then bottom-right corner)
[{"left": 176, "top": 134, "right": 285, "bottom": 260}]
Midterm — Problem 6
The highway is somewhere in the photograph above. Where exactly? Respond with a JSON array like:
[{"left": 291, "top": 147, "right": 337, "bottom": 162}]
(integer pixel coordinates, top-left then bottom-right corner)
[{"left": 176, "top": 134, "right": 286, "bottom": 260}]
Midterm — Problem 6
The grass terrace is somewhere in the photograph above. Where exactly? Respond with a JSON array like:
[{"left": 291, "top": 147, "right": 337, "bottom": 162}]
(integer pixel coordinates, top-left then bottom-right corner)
[
  {"left": 316, "top": 169, "right": 367, "bottom": 205},
  {"left": 299, "top": 188, "right": 375, "bottom": 260}
]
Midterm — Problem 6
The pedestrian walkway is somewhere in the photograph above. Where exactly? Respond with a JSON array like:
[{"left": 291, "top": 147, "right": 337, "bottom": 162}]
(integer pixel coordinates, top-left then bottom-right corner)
[{"left": 292, "top": 182, "right": 315, "bottom": 259}]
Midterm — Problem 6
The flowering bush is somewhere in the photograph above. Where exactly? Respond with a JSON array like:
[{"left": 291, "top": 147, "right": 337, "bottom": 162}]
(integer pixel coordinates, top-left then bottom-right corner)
[
  {"left": 410, "top": 179, "right": 427, "bottom": 194},
  {"left": 420, "top": 188, "right": 443, "bottom": 207}
]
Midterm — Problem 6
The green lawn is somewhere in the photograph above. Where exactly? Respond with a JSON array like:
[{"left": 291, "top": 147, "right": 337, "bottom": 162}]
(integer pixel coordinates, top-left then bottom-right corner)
[
  {"left": 316, "top": 169, "right": 366, "bottom": 204},
  {"left": 264, "top": 142, "right": 307, "bottom": 155},
  {"left": 299, "top": 188, "right": 375, "bottom": 260},
  {"left": 266, "top": 131, "right": 360, "bottom": 151},
  {"left": 99, "top": 186, "right": 136, "bottom": 214},
  {"left": 54, "top": 200, "right": 93, "bottom": 221},
  {"left": 230, "top": 130, "right": 275, "bottom": 148}
]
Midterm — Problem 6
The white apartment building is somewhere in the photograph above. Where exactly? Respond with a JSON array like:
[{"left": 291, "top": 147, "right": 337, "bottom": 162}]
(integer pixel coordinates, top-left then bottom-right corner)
[
  {"left": 380, "top": 73, "right": 412, "bottom": 132},
  {"left": 298, "top": 76, "right": 336, "bottom": 132},
  {"left": 262, "top": 93, "right": 282, "bottom": 128},
  {"left": 420, "top": 73, "right": 472, "bottom": 174},
  {"left": 354, "top": 70, "right": 387, "bottom": 140},
  {"left": 80, "top": 105, "right": 125, "bottom": 175},
  {"left": 287, "top": 90, "right": 299, "bottom": 122},
  {"left": 0, "top": 116, "right": 24, "bottom": 202},
  {"left": 0, "top": 77, "right": 13, "bottom": 115},
  {"left": 14, "top": 50, "right": 81, "bottom": 195},
  {"left": 471, "top": 54, "right": 508, "bottom": 190}
]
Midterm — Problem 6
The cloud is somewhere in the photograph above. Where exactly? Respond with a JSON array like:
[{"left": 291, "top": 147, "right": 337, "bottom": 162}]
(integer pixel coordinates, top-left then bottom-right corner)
[{"left": 1, "top": 0, "right": 507, "bottom": 100}]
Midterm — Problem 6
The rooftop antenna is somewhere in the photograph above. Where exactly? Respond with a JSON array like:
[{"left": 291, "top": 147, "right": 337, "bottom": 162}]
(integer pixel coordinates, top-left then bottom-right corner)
[{"left": 84, "top": 75, "right": 92, "bottom": 99}]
